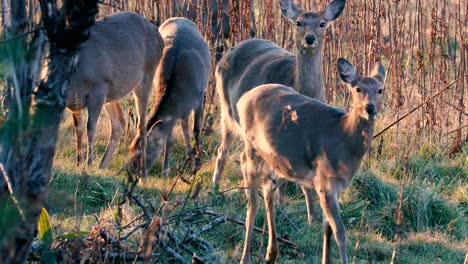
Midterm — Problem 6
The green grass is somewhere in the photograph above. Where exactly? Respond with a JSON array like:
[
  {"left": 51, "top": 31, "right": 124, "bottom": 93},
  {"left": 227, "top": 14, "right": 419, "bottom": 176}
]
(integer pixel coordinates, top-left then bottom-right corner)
[{"left": 45, "top": 114, "right": 467, "bottom": 263}]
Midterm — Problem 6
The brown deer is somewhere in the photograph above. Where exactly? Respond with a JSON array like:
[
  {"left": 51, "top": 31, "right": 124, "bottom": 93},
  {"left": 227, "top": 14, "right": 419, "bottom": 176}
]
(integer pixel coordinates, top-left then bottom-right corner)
[
  {"left": 179, "top": 0, "right": 256, "bottom": 61},
  {"left": 212, "top": 0, "right": 346, "bottom": 224},
  {"left": 66, "top": 12, "right": 163, "bottom": 177},
  {"left": 236, "top": 58, "right": 386, "bottom": 264},
  {"left": 128, "top": 17, "right": 211, "bottom": 177}
]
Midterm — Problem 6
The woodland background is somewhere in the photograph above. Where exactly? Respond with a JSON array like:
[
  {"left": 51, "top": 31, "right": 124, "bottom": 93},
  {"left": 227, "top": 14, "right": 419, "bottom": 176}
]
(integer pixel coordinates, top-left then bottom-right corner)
[{"left": 0, "top": 0, "right": 466, "bottom": 263}]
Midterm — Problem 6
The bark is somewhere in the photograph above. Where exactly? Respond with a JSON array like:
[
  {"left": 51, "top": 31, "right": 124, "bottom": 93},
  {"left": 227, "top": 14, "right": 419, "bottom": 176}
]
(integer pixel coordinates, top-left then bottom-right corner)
[{"left": 0, "top": 0, "right": 98, "bottom": 263}]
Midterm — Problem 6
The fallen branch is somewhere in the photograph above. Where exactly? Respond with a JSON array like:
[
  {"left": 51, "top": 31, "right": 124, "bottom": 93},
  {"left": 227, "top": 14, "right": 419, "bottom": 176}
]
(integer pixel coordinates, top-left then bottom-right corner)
[
  {"left": 200, "top": 210, "right": 299, "bottom": 248},
  {"left": 191, "top": 216, "right": 227, "bottom": 236},
  {"left": 161, "top": 229, "right": 195, "bottom": 256},
  {"left": 374, "top": 74, "right": 468, "bottom": 139},
  {"left": 120, "top": 222, "right": 148, "bottom": 241},
  {"left": 159, "top": 238, "right": 190, "bottom": 264},
  {"left": 99, "top": 230, "right": 119, "bottom": 245},
  {"left": 103, "top": 252, "right": 159, "bottom": 261}
]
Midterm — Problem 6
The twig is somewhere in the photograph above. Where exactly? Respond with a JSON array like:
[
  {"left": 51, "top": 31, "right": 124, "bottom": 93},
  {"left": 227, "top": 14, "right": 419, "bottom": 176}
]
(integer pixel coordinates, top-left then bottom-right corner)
[
  {"left": 200, "top": 210, "right": 299, "bottom": 248},
  {"left": 132, "top": 194, "right": 152, "bottom": 222},
  {"left": 159, "top": 238, "right": 190, "bottom": 264},
  {"left": 374, "top": 74, "right": 468, "bottom": 139},
  {"left": 443, "top": 124, "right": 468, "bottom": 137},
  {"left": 181, "top": 226, "right": 214, "bottom": 253},
  {"left": 161, "top": 229, "right": 194, "bottom": 255},
  {"left": 103, "top": 252, "right": 160, "bottom": 261},
  {"left": 120, "top": 222, "right": 148, "bottom": 241},
  {"left": 99, "top": 229, "right": 119, "bottom": 245},
  {"left": 191, "top": 216, "right": 227, "bottom": 236},
  {"left": 0, "top": 26, "right": 43, "bottom": 45},
  {"left": 0, "top": 163, "right": 25, "bottom": 220}
]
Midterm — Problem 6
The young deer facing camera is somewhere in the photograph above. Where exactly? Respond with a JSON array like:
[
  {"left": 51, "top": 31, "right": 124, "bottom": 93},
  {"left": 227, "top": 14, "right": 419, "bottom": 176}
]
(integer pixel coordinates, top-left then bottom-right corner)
[
  {"left": 236, "top": 58, "right": 385, "bottom": 264},
  {"left": 212, "top": 0, "right": 346, "bottom": 224}
]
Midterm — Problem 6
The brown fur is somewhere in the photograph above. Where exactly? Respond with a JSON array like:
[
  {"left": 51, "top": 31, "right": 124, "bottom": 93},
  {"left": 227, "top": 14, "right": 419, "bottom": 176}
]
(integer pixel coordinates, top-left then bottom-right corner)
[
  {"left": 212, "top": 0, "right": 346, "bottom": 225},
  {"left": 66, "top": 11, "right": 164, "bottom": 177},
  {"left": 129, "top": 17, "right": 211, "bottom": 177},
  {"left": 236, "top": 58, "right": 385, "bottom": 264}
]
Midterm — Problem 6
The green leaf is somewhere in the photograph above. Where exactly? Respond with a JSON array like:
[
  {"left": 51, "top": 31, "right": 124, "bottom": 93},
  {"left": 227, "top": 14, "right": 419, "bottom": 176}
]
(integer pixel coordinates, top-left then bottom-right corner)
[
  {"left": 38, "top": 207, "right": 53, "bottom": 250},
  {"left": 41, "top": 250, "right": 57, "bottom": 264},
  {"left": 55, "top": 231, "right": 90, "bottom": 240}
]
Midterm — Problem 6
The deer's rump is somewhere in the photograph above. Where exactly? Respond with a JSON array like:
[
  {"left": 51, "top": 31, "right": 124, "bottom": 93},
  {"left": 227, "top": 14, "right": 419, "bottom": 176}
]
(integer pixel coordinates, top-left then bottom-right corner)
[
  {"left": 217, "top": 38, "right": 296, "bottom": 124},
  {"left": 67, "top": 11, "right": 163, "bottom": 109}
]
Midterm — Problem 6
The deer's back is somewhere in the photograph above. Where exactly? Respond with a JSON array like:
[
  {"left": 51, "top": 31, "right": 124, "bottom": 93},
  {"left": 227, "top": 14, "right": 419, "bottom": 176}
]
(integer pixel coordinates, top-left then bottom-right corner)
[
  {"left": 67, "top": 12, "right": 163, "bottom": 110},
  {"left": 217, "top": 38, "right": 296, "bottom": 123},
  {"left": 147, "top": 17, "right": 210, "bottom": 129},
  {"left": 237, "top": 84, "right": 355, "bottom": 188}
]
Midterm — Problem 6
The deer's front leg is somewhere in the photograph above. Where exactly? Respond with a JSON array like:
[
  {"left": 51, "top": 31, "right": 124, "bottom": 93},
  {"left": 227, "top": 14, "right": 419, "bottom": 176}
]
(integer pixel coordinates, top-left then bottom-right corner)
[
  {"left": 240, "top": 149, "right": 261, "bottom": 264},
  {"left": 318, "top": 190, "right": 348, "bottom": 264},
  {"left": 263, "top": 178, "right": 279, "bottom": 263}
]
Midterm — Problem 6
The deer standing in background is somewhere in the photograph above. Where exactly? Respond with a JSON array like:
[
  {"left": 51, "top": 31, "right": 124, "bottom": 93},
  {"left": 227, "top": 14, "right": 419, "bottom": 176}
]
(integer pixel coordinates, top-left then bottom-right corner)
[
  {"left": 212, "top": 0, "right": 346, "bottom": 224},
  {"left": 236, "top": 58, "right": 386, "bottom": 264},
  {"left": 129, "top": 17, "right": 211, "bottom": 177},
  {"left": 66, "top": 12, "right": 163, "bottom": 177},
  {"left": 175, "top": 0, "right": 256, "bottom": 61}
]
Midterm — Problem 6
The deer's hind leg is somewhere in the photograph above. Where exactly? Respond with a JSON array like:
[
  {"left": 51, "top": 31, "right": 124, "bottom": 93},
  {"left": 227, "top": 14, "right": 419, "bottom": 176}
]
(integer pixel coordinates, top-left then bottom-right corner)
[
  {"left": 180, "top": 116, "right": 195, "bottom": 165},
  {"left": 132, "top": 74, "right": 153, "bottom": 178},
  {"left": 72, "top": 110, "right": 85, "bottom": 166},
  {"left": 86, "top": 86, "right": 107, "bottom": 167},
  {"left": 162, "top": 133, "right": 173, "bottom": 177},
  {"left": 302, "top": 185, "right": 318, "bottom": 224},
  {"left": 192, "top": 101, "right": 204, "bottom": 171},
  {"left": 100, "top": 102, "right": 125, "bottom": 168},
  {"left": 212, "top": 115, "right": 233, "bottom": 185}
]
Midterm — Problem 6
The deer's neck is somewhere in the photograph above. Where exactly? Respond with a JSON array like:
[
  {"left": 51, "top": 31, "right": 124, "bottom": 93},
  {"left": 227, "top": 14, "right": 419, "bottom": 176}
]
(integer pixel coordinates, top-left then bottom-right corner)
[
  {"left": 294, "top": 48, "right": 325, "bottom": 101},
  {"left": 341, "top": 111, "right": 375, "bottom": 158}
]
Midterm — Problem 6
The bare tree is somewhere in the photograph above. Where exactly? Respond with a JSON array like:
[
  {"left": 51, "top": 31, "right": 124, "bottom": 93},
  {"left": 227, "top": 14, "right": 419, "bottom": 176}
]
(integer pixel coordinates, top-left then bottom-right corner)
[{"left": 0, "top": 0, "right": 98, "bottom": 262}]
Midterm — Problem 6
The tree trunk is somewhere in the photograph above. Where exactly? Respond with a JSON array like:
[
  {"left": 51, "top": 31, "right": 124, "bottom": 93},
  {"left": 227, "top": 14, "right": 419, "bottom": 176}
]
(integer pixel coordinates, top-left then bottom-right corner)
[{"left": 0, "top": 1, "right": 98, "bottom": 263}]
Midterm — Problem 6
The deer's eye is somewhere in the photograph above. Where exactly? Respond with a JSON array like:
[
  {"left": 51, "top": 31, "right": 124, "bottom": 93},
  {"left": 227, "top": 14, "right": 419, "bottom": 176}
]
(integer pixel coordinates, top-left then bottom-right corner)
[
  {"left": 378, "top": 89, "right": 383, "bottom": 94},
  {"left": 356, "top": 88, "right": 362, "bottom": 93},
  {"left": 296, "top": 21, "right": 302, "bottom": 27},
  {"left": 319, "top": 21, "right": 326, "bottom": 27}
]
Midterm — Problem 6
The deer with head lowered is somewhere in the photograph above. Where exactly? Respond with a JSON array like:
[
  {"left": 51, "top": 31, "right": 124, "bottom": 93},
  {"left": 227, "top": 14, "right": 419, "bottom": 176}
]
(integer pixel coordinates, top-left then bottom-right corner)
[
  {"left": 66, "top": 12, "right": 163, "bottom": 177},
  {"left": 128, "top": 17, "right": 211, "bottom": 177},
  {"left": 212, "top": 0, "right": 346, "bottom": 224},
  {"left": 236, "top": 58, "right": 386, "bottom": 264}
]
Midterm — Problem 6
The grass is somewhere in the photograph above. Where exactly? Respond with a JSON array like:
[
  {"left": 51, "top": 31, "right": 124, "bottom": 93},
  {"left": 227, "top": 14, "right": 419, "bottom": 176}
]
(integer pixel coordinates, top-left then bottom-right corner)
[{"left": 44, "top": 110, "right": 468, "bottom": 263}]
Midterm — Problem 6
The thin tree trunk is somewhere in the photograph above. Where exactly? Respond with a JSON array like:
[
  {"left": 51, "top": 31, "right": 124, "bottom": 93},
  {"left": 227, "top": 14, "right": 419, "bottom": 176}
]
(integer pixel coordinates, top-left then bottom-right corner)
[{"left": 0, "top": 1, "right": 98, "bottom": 263}]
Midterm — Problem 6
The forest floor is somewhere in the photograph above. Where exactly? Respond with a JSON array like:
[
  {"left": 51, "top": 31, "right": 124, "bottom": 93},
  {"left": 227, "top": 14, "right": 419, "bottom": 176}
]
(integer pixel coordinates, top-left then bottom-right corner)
[{"left": 46, "top": 109, "right": 467, "bottom": 264}]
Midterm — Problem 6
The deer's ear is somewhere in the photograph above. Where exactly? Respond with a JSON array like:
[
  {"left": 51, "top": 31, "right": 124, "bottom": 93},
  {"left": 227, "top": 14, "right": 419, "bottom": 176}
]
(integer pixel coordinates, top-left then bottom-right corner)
[
  {"left": 280, "top": 0, "right": 302, "bottom": 22},
  {"left": 324, "top": 0, "right": 346, "bottom": 21},
  {"left": 371, "top": 62, "right": 386, "bottom": 83},
  {"left": 337, "top": 58, "right": 360, "bottom": 85}
]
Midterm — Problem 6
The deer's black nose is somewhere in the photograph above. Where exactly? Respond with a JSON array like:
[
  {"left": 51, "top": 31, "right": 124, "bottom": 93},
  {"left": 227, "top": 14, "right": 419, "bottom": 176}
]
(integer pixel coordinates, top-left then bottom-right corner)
[
  {"left": 365, "top": 104, "right": 376, "bottom": 114},
  {"left": 305, "top": 35, "right": 316, "bottom": 45}
]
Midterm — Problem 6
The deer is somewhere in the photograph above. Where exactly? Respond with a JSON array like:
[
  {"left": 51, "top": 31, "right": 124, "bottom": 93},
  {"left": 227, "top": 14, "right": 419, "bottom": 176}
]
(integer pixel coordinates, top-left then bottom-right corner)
[
  {"left": 128, "top": 17, "right": 211, "bottom": 177},
  {"left": 66, "top": 11, "right": 164, "bottom": 178},
  {"left": 177, "top": 0, "right": 256, "bottom": 61},
  {"left": 212, "top": 0, "right": 346, "bottom": 224},
  {"left": 236, "top": 58, "right": 386, "bottom": 264}
]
